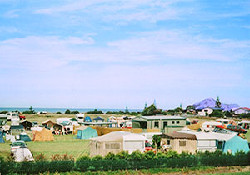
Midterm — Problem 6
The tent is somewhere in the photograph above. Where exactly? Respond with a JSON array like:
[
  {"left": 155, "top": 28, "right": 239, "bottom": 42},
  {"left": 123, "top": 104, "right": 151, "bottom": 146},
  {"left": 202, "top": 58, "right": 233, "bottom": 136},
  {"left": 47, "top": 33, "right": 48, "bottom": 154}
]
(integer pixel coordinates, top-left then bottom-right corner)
[
  {"left": 21, "top": 120, "right": 32, "bottom": 130},
  {"left": 0, "top": 130, "right": 4, "bottom": 143},
  {"left": 84, "top": 116, "right": 92, "bottom": 122},
  {"left": 77, "top": 126, "right": 98, "bottom": 139},
  {"left": 222, "top": 135, "right": 249, "bottom": 154},
  {"left": 90, "top": 131, "right": 146, "bottom": 157},
  {"left": 32, "top": 128, "right": 54, "bottom": 141},
  {"left": 13, "top": 147, "right": 34, "bottom": 162},
  {"left": 19, "top": 133, "right": 31, "bottom": 142},
  {"left": 93, "top": 116, "right": 104, "bottom": 122}
]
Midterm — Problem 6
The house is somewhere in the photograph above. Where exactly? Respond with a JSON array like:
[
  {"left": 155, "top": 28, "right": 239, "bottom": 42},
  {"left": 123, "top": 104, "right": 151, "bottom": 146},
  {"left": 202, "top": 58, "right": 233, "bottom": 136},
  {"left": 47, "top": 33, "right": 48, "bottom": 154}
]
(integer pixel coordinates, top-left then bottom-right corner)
[
  {"left": 160, "top": 132, "right": 197, "bottom": 154},
  {"left": 76, "top": 126, "right": 98, "bottom": 139},
  {"left": 132, "top": 115, "right": 186, "bottom": 133},
  {"left": 179, "top": 131, "right": 217, "bottom": 152},
  {"left": 197, "top": 107, "right": 223, "bottom": 116},
  {"left": 89, "top": 131, "right": 146, "bottom": 157},
  {"left": 232, "top": 107, "right": 250, "bottom": 115}
]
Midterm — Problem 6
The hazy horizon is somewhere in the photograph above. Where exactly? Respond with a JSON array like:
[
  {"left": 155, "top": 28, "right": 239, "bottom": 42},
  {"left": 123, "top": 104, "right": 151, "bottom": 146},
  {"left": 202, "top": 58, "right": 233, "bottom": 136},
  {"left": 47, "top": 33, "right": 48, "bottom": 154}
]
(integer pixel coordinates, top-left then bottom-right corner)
[{"left": 0, "top": 1, "right": 249, "bottom": 109}]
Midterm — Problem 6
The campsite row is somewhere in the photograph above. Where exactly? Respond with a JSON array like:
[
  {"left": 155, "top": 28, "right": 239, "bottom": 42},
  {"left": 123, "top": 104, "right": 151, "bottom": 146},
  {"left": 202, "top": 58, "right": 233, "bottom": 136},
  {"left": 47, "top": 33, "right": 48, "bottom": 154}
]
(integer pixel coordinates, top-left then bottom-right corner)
[{"left": 0, "top": 112, "right": 249, "bottom": 162}]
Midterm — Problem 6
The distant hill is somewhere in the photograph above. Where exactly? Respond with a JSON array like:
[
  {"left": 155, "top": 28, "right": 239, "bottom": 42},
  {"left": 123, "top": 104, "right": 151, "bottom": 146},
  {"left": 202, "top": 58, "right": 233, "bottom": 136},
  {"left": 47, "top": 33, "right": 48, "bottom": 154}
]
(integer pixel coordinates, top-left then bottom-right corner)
[{"left": 193, "top": 98, "right": 239, "bottom": 111}]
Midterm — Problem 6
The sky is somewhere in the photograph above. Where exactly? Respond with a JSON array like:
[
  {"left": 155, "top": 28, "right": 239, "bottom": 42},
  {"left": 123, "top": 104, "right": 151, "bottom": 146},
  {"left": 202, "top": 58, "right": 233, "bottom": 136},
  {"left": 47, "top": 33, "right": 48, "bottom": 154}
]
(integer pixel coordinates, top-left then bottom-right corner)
[{"left": 0, "top": 0, "right": 249, "bottom": 110}]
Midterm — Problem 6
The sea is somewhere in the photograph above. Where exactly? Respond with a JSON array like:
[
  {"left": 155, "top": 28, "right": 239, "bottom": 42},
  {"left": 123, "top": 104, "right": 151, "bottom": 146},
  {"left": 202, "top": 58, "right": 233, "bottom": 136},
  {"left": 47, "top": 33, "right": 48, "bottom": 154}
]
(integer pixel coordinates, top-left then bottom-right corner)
[{"left": 0, "top": 107, "right": 142, "bottom": 113}]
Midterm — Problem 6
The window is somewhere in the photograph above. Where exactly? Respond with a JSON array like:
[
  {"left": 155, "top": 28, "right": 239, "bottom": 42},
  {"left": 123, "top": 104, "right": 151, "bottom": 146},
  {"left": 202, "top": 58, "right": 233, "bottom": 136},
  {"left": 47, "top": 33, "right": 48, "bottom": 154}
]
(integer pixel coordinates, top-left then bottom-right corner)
[
  {"left": 177, "top": 121, "right": 180, "bottom": 124},
  {"left": 172, "top": 121, "right": 175, "bottom": 124},
  {"left": 179, "top": 141, "right": 186, "bottom": 146},
  {"left": 167, "top": 140, "right": 170, "bottom": 145},
  {"left": 154, "top": 121, "right": 159, "bottom": 128},
  {"left": 105, "top": 143, "right": 120, "bottom": 149}
]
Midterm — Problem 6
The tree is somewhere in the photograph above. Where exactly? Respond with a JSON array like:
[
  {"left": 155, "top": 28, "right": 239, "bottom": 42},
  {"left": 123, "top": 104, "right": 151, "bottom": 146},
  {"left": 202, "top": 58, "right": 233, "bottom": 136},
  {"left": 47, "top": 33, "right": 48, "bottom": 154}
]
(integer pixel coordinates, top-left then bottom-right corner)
[
  {"left": 65, "top": 109, "right": 71, "bottom": 114},
  {"left": 216, "top": 96, "right": 222, "bottom": 108},
  {"left": 142, "top": 104, "right": 162, "bottom": 116},
  {"left": 209, "top": 110, "right": 224, "bottom": 118}
]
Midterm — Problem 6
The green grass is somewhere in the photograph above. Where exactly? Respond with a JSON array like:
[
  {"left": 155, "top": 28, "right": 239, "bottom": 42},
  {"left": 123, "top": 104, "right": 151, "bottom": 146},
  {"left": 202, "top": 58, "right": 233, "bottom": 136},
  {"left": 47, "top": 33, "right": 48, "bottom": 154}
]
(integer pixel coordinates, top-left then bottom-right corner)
[{"left": 0, "top": 134, "right": 90, "bottom": 160}]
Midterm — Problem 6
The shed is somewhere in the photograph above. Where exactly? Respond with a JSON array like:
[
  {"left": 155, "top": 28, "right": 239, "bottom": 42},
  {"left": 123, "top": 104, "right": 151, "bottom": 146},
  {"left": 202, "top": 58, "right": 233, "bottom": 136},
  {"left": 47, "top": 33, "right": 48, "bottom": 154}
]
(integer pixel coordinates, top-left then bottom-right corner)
[
  {"left": 90, "top": 131, "right": 146, "bottom": 157},
  {"left": 32, "top": 128, "right": 54, "bottom": 141},
  {"left": 161, "top": 132, "right": 197, "bottom": 154},
  {"left": 0, "top": 130, "right": 4, "bottom": 143},
  {"left": 77, "top": 126, "right": 98, "bottom": 139},
  {"left": 84, "top": 116, "right": 92, "bottom": 122}
]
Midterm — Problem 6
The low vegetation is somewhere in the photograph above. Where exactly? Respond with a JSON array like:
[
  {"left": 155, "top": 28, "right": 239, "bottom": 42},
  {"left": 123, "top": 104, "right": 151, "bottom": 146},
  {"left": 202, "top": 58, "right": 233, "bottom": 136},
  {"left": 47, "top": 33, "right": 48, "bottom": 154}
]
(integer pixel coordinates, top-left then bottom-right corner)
[{"left": 1, "top": 150, "right": 249, "bottom": 174}]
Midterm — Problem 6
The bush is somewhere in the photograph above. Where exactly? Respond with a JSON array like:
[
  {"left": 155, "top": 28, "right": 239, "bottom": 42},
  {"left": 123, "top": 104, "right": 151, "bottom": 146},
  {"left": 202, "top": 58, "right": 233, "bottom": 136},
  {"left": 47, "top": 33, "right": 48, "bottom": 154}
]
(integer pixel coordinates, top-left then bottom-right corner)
[
  {"left": 0, "top": 110, "right": 8, "bottom": 114},
  {"left": 65, "top": 109, "right": 71, "bottom": 114},
  {"left": 87, "top": 109, "right": 103, "bottom": 114},
  {"left": 56, "top": 111, "right": 62, "bottom": 114}
]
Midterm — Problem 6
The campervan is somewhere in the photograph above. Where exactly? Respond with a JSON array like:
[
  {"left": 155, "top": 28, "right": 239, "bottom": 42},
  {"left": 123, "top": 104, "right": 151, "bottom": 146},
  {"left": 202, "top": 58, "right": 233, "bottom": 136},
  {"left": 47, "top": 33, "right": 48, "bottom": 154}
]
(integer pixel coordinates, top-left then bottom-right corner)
[
  {"left": 7, "top": 112, "right": 19, "bottom": 121},
  {"left": 76, "top": 114, "right": 84, "bottom": 123}
]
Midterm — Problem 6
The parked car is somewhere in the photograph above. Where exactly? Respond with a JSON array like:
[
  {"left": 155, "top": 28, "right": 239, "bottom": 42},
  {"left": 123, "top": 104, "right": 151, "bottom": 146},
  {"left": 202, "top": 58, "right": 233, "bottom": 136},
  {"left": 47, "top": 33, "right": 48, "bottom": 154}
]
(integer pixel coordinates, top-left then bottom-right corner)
[
  {"left": 11, "top": 141, "right": 27, "bottom": 153},
  {"left": 19, "top": 115, "right": 26, "bottom": 120},
  {"left": 226, "top": 124, "right": 247, "bottom": 134}
]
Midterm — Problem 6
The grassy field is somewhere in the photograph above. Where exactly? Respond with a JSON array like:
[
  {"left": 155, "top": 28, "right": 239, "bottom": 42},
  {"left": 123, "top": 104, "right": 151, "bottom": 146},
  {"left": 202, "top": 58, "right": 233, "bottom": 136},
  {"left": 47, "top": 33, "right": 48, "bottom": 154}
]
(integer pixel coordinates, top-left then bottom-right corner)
[{"left": 0, "top": 134, "right": 90, "bottom": 160}]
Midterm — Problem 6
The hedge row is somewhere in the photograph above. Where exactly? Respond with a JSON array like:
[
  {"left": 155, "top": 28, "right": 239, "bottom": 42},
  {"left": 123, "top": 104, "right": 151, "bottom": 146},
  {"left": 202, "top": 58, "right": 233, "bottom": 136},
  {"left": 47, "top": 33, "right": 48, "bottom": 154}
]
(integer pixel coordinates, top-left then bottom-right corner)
[{"left": 1, "top": 151, "right": 249, "bottom": 174}]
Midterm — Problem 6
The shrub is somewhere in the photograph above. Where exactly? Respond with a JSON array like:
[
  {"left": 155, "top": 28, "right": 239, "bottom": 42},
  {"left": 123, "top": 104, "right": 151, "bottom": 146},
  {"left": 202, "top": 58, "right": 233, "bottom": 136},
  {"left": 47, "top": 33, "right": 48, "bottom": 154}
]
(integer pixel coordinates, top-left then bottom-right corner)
[
  {"left": 35, "top": 153, "right": 46, "bottom": 161},
  {"left": 56, "top": 111, "right": 62, "bottom": 114}
]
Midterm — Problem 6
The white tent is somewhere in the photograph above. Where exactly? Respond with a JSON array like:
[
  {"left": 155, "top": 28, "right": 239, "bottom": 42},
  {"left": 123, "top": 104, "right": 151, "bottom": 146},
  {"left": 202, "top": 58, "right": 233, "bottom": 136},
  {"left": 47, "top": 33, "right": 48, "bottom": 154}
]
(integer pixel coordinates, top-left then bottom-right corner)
[
  {"left": 13, "top": 147, "right": 34, "bottom": 162},
  {"left": 90, "top": 131, "right": 146, "bottom": 156}
]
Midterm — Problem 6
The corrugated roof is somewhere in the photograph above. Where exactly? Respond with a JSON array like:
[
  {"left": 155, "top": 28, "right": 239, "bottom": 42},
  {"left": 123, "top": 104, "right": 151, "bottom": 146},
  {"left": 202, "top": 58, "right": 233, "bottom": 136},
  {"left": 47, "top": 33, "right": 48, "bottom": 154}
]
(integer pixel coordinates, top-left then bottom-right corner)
[
  {"left": 90, "top": 131, "right": 146, "bottom": 142},
  {"left": 141, "top": 115, "right": 186, "bottom": 120},
  {"left": 162, "top": 132, "right": 196, "bottom": 140}
]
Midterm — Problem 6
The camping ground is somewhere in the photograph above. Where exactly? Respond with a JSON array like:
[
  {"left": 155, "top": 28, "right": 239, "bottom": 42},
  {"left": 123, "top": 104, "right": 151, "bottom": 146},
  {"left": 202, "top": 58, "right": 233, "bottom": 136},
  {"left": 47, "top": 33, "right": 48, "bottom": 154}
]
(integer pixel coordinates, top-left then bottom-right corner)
[{"left": 0, "top": 134, "right": 90, "bottom": 160}]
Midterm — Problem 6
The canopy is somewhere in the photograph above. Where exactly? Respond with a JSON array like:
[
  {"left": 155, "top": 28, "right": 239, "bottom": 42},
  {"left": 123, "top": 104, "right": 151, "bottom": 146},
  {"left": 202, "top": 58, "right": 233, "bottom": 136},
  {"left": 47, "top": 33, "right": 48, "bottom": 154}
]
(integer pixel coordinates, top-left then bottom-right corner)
[{"left": 19, "top": 133, "right": 31, "bottom": 142}]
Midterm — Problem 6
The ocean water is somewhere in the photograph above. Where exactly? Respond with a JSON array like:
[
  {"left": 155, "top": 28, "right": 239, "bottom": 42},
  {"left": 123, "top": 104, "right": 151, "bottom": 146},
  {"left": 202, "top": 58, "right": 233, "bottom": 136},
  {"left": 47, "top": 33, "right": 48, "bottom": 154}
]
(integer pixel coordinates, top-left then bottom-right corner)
[{"left": 0, "top": 107, "right": 142, "bottom": 113}]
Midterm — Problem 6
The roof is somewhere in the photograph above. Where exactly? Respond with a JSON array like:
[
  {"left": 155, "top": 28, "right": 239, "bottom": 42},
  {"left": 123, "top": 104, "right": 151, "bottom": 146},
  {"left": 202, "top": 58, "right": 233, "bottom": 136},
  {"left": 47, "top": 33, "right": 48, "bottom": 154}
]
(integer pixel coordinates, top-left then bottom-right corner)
[
  {"left": 134, "top": 115, "right": 186, "bottom": 121},
  {"left": 161, "top": 132, "right": 196, "bottom": 140},
  {"left": 91, "top": 131, "right": 146, "bottom": 142},
  {"left": 178, "top": 130, "right": 236, "bottom": 141}
]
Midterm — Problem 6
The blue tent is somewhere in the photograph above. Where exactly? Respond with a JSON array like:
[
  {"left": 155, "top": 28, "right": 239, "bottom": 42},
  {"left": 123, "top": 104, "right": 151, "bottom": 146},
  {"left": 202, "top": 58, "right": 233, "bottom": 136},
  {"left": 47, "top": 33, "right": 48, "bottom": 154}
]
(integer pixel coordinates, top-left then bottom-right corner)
[
  {"left": 222, "top": 136, "right": 249, "bottom": 155},
  {"left": 84, "top": 116, "right": 92, "bottom": 122},
  {"left": 77, "top": 127, "right": 97, "bottom": 139},
  {"left": 0, "top": 130, "right": 4, "bottom": 143},
  {"left": 93, "top": 116, "right": 104, "bottom": 122}
]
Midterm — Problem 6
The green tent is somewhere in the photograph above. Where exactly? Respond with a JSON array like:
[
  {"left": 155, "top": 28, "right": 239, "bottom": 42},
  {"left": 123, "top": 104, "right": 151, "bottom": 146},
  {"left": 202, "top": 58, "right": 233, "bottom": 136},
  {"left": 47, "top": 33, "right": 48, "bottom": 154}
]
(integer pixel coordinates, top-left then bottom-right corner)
[
  {"left": 77, "top": 126, "right": 97, "bottom": 140},
  {"left": 223, "top": 135, "right": 249, "bottom": 155},
  {"left": 19, "top": 133, "right": 31, "bottom": 142}
]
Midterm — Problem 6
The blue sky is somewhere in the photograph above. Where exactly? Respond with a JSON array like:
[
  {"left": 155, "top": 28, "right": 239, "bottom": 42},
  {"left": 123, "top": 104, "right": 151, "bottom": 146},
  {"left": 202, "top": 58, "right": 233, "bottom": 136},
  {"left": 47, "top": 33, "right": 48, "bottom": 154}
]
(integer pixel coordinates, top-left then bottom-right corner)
[{"left": 0, "top": 0, "right": 249, "bottom": 109}]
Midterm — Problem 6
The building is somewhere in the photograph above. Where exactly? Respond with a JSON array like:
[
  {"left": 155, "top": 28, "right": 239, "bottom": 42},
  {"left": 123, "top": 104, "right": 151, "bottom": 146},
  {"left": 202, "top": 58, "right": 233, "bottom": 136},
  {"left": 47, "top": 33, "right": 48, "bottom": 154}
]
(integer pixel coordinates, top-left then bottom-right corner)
[
  {"left": 197, "top": 107, "right": 223, "bottom": 116},
  {"left": 132, "top": 115, "right": 186, "bottom": 133},
  {"left": 232, "top": 107, "right": 250, "bottom": 115},
  {"left": 89, "top": 131, "right": 146, "bottom": 157},
  {"left": 160, "top": 132, "right": 197, "bottom": 154}
]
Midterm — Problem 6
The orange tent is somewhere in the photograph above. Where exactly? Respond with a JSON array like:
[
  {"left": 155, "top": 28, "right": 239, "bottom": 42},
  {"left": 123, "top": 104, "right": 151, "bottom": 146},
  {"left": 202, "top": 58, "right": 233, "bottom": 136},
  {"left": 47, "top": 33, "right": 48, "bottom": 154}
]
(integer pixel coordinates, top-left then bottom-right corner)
[{"left": 32, "top": 128, "right": 54, "bottom": 141}]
